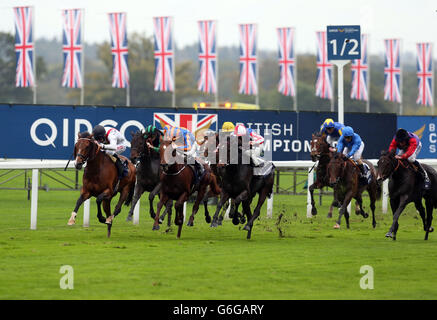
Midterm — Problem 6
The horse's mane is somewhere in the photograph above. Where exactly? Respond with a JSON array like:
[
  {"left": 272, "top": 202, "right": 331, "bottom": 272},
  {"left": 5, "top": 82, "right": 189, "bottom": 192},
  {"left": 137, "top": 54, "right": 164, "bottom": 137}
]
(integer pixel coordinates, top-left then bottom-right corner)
[{"left": 79, "top": 131, "right": 91, "bottom": 139}]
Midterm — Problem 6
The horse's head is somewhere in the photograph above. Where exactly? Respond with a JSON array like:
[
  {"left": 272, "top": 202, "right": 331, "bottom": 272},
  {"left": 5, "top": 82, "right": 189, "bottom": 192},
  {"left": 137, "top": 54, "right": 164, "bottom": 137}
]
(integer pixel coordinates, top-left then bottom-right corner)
[
  {"left": 130, "top": 131, "right": 147, "bottom": 164},
  {"left": 377, "top": 149, "right": 397, "bottom": 182},
  {"left": 310, "top": 132, "right": 329, "bottom": 161},
  {"left": 74, "top": 132, "right": 99, "bottom": 170},
  {"left": 326, "top": 153, "right": 347, "bottom": 187},
  {"left": 159, "top": 137, "right": 183, "bottom": 173}
]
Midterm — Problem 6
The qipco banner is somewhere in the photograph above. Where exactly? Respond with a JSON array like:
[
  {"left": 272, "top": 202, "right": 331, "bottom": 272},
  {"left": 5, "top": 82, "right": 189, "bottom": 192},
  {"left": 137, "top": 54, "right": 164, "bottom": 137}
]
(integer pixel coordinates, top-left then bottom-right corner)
[
  {"left": 0, "top": 104, "right": 396, "bottom": 161},
  {"left": 397, "top": 116, "right": 437, "bottom": 159}
]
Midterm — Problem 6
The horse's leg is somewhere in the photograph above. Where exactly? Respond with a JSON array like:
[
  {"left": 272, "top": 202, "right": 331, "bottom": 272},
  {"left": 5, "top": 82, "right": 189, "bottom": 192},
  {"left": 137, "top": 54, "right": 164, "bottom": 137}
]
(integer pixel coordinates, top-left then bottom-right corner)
[
  {"left": 211, "top": 192, "right": 230, "bottom": 227},
  {"left": 335, "top": 190, "right": 354, "bottom": 229},
  {"left": 152, "top": 192, "right": 168, "bottom": 231},
  {"left": 150, "top": 183, "right": 161, "bottom": 220},
  {"left": 327, "top": 189, "right": 339, "bottom": 218},
  {"left": 242, "top": 200, "right": 253, "bottom": 239},
  {"left": 101, "top": 199, "right": 113, "bottom": 237},
  {"left": 355, "top": 194, "right": 368, "bottom": 218},
  {"left": 126, "top": 182, "right": 144, "bottom": 222},
  {"left": 96, "top": 191, "right": 111, "bottom": 224},
  {"left": 368, "top": 186, "right": 377, "bottom": 229},
  {"left": 415, "top": 200, "right": 427, "bottom": 232},
  {"left": 386, "top": 194, "right": 409, "bottom": 240},
  {"left": 68, "top": 191, "right": 90, "bottom": 225},
  {"left": 308, "top": 182, "right": 319, "bottom": 216},
  {"left": 425, "top": 197, "right": 434, "bottom": 240},
  {"left": 165, "top": 199, "right": 173, "bottom": 228},
  {"left": 106, "top": 184, "right": 130, "bottom": 225},
  {"left": 175, "top": 192, "right": 188, "bottom": 238},
  {"left": 187, "top": 184, "right": 208, "bottom": 227},
  {"left": 244, "top": 188, "right": 269, "bottom": 236},
  {"left": 202, "top": 189, "right": 212, "bottom": 224}
]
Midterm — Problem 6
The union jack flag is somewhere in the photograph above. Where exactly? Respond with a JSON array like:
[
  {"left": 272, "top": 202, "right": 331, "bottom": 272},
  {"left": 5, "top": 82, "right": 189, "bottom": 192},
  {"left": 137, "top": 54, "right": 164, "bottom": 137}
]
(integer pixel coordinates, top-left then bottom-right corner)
[
  {"left": 239, "top": 24, "right": 257, "bottom": 95},
  {"left": 350, "top": 34, "right": 369, "bottom": 101},
  {"left": 277, "top": 27, "right": 296, "bottom": 97},
  {"left": 315, "top": 31, "right": 333, "bottom": 100},
  {"left": 13, "top": 6, "right": 35, "bottom": 88},
  {"left": 416, "top": 43, "right": 433, "bottom": 107},
  {"left": 153, "top": 113, "right": 218, "bottom": 136},
  {"left": 153, "top": 16, "right": 174, "bottom": 92},
  {"left": 61, "top": 9, "right": 83, "bottom": 88},
  {"left": 198, "top": 20, "right": 217, "bottom": 94},
  {"left": 108, "top": 12, "right": 129, "bottom": 88},
  {"left": 384, "top": 39, "right": 402, "bottom": 103}
]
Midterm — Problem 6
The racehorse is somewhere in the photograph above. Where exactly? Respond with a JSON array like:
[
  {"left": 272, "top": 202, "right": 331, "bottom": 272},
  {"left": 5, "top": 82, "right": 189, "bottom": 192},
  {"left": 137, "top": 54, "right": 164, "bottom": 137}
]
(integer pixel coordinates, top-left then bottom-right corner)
[
  {"left": 153, "top": 137, "right": 221, "bottom": 238},
  {"left": 126, "top": 131, "right": 173, "bottom": 227},
  {"left": 326, "top": 153, "right": 380, "bottom": 229},
  {"left": 68, "top": 132, "right": 136, "bottom": 237},
  {"left": 377, "top": 150, "right": 436, "bottom": 240}
]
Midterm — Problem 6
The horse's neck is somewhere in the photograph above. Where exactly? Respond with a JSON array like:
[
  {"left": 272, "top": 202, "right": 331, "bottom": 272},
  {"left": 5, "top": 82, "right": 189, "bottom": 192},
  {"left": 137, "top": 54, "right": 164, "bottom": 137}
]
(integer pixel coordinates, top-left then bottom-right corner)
[
  {"left": 392, "top": 161, "right": 415, "bottom": 181},
  {"left": 84, "top": 152, "right": 106, "bottom": 175}
]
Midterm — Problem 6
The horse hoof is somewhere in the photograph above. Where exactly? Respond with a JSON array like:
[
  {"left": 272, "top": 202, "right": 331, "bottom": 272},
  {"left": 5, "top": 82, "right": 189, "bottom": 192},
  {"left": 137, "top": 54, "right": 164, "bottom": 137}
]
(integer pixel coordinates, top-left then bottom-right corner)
[
  {"left": 334, "top": 223, "right": 340, "bottom": 229},
  {"left": 187, "top": 221, "right": 193, "bottom": 227},
  {"left": 217, "top": 220, "right": 223, "bottom": 226},
  {"left": 126, "top": 215, "right": 132, "bottom": 222},
  {"left": 327, "top": 213, "right": 332, "bottom": 219},
  {"left": 67, "top": 219, "right": 76, "bottom": 226},
  {"left": 385, "top": 231, "right": 393, "bottom": 238},
  {"left": 362, "top": 212, "right": 369, "bottom": 218},
  {"left": 158, "top": 218, "right": 163, "bottom": 224},
  {"left": 232, "top": 217, "right": 240, "bottom": 226},
  {"left": 205, "top": 216, "right": 212, "bottom": 224},
  {"left": 429, "top": 227, "right": 434, "bottom": 233},
  {"left": 243, "top": 225, "right": 250, "bottom": 232},
  {"left": 105, "top": 215, "right": 114, "bottom": 225},
  {"left": 210, "top": 222, "right": 218, "bottom": 228},
  {"left": 311, "top": 207, "right": 318, "bottom": 216},
  {"left": 152, "top": 225, "right": 160, "bottom": 231}
]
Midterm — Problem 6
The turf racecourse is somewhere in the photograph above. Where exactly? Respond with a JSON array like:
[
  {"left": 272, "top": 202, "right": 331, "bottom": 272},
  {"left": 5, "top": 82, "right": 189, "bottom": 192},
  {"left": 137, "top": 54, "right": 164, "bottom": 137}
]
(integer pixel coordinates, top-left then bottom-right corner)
[{"left": 1, "top": 186, "right": 437, "bottom": 300}]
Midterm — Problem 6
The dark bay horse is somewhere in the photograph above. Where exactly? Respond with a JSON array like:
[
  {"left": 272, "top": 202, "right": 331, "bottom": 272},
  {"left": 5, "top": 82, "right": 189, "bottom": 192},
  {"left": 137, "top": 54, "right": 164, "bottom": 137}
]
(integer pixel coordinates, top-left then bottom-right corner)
[
  {"left": 377, "top": 150, "right": 436, "bottom": 240},
  {"left": 326, "top": 153, "right": 380, "bottom": 229},
  {"left": 68, "top": 132, "right": 136, "bottom": 237},
  {"left": 126, "top": 131, "right": 173, "bottom": 226},
  {"left": 153, "top": 138, "right": 221, "bottom": 238}
]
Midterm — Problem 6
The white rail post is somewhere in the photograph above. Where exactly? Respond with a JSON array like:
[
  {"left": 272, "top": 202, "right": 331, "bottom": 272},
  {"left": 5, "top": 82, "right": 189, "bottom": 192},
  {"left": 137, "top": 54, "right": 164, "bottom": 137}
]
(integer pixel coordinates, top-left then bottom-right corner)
[
  {"left": 306, "top": 167, "right": 314, "bottom": 218},
  {"left": 267, "top": 193, "right": 273, "bottom": 218},
  {"left": 183, "top": 201, "right": 187, "bottom": 222},
  {"left": 83, "top": 199, "right": 90, "bottom": 227},
  {"left": 225, "top": 199, "right": 231, "bottom": 220},
  {"left": 133, "top": 200, "right": 140, "bottom": 225},
  {"left": 382, "top": 179, "right": 389, "bottom": 214},
  {"left": 30, "top": 169, "right": 39, "bottom": 230}
]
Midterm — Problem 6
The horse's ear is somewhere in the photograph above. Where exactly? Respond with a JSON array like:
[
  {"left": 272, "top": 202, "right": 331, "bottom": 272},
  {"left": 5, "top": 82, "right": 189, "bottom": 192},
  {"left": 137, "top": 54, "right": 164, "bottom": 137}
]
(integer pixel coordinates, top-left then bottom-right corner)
[
  {"left": 131, "top": 131, "right": 135, "bottom": 137},
  {"left": 389, "top": 149, "right": 396, "bottom": 156}
]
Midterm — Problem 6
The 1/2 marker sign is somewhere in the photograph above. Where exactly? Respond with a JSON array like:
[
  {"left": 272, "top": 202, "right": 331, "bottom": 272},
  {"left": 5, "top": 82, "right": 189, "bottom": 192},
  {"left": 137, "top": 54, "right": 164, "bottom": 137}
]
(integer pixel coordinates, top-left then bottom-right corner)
[{"left": 327, "top": 25, "right": 361, "bottom": 60}]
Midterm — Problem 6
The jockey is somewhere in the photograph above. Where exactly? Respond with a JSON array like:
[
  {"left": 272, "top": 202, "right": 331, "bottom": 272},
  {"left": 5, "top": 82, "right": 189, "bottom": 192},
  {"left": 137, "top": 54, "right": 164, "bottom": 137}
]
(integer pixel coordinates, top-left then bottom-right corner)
[
  {"left": 334, "top": 126, "right": 368, "bottom": 179},
  {"left": 320, "top": 118, "right": 345, "bottom": 147},
  {"left": 162, "top": 125, "right": 205, "bottom": 183},
  {"left": 233, "top": 123, "right": 265, "bottom": 167},
  {"left": 92, "top": 125, "right": 131, "bottom": 178},
  {"left": 389, "top": 128, "right": 431, "bottom": 189},
  {"left": 144, "top": 124, "right": 163, "bottom": 153},
  {"left": 197, "top": 129, "right": 216, "bottom": 163}
]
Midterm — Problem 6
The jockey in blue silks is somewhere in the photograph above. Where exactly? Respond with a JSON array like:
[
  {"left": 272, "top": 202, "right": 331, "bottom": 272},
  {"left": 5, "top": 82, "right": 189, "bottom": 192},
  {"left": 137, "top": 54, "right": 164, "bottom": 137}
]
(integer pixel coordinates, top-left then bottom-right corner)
[
  {"left": 334, "top": 126, "right": 368, "bottom": 180},
  {"left": 320, "top": 118, "right": 345, "bottom": 147}
]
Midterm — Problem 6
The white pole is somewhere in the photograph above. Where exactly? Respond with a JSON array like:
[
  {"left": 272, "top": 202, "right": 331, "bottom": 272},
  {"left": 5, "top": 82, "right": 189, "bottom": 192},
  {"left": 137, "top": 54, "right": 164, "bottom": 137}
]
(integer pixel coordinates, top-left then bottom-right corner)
[
  {"left": 80, "top": 9, "right": 85, "bottom": 106},
  {"left": 266, "top": 193, "right": 273, "bottom": 218},
  {"left": 32, "top": 6, "right": 37, "bottom": 104},
  {"left": 306, "top": 167, "right": 314, "bottom": 218},
  {"left": 172, "top": 17, "right": 176, "bottom": 108},
  {"left": 224, "top": 199, "right": 231, "bottom": 220},
  {"left": 366, "top": 34, "right": 370, "bottom": 113},
  {"left": 382, "top": 179, "right": 389, "bottom": 214},
  {"left": 334, "top": 60, "right": 350, "bottom": 124},
  {"left": 183, "top": 201, "right": 187, "bottom": 222},
  {"left": 83, "top": 199, "right": 90, "bottom": 227},
  {"left": 255, "top": 23, "right": 259, "bottom": 107},
  {"left": 30, "top": 169, "right": 38, "bottom": 230},
  {"left": 133, "top": 199, "right": 140, "bottom": 225},
  {"left": 293, "top": 28, "right": 298, "bottom": 112},
  {"left": 215, "top": 20, "right": 219, "bottom": 108}
]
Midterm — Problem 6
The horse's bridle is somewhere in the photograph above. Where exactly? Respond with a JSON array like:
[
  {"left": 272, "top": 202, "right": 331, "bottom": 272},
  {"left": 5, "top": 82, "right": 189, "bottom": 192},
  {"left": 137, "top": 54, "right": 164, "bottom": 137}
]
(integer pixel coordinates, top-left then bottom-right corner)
[{"left": 75, "top": 138, "right": 99, "bottom": 164}]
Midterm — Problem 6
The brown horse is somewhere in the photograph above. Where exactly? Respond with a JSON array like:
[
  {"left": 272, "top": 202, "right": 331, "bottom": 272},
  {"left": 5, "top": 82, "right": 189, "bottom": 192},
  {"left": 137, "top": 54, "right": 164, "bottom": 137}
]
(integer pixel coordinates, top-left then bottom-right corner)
[
  {"left": 326, "top": 153, "right": 380, "bottom": 229},
  {"left": 67, "top": 132, "right": 136, "bottom": 237},
  {"left": 153, "top": 138, "right": 221, "bottom": 238}
]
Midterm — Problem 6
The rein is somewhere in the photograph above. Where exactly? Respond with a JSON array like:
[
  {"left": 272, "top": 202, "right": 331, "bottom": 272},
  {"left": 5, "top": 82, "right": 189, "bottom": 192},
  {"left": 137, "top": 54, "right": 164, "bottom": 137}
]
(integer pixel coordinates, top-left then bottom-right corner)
[{"left": 162, "top": 164, "right": 187, "bottom": 176}]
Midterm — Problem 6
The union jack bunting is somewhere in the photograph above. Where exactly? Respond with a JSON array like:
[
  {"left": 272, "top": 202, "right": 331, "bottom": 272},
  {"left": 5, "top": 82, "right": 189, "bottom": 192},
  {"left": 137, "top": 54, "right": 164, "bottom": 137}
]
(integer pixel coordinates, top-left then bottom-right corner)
[
  {"left": 277, "top": 27, "right": 296, "bottom": 97},
  {"left": 153, "top": 113, "right": 218, "bottom": 134},
  {"left": 315, "top": 31, "right": 333, "bottom": 100},
  {"left": 350, "top": 34, "right": 369, "bottom": 101},
  {"left": 61, "top": 9, "right": 83, "bottom": 88},
  {"left": 153, "top": 16, "right": 174, "bottom": 92},
  {"left": 13, "top": 6, "right": 35, "bottom": 88},
  {"left": 108, "top": 12, "right": 129, "bottom": 88},
  {"left": 239, "top": 24, "right": 257, "bottom": 95},
  {"left": 416, "top": 43, "right": 433, "bottom": 107},
  {"left": 383, "top": 39, "right": 402, "bottom": 103},
  {"left": 198, "top": 20, "right": 217, "bottom": 94}
]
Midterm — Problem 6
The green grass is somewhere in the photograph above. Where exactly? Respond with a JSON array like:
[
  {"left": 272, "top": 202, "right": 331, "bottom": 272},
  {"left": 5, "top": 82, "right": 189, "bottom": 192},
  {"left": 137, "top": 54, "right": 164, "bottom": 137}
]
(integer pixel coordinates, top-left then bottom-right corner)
[{"left": 1, "top": 169, "right": 437, "bottom": 300}]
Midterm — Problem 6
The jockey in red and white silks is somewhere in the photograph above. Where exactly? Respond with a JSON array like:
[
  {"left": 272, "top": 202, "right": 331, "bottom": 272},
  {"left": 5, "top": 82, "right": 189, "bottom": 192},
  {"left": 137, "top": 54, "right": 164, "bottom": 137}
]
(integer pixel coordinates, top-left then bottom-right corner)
[
  {"left": 93, "top": 126, "right": 131, "bottom": 156},
  {"left": 233, "top": 123, "right": 265, "bottom": 167}
]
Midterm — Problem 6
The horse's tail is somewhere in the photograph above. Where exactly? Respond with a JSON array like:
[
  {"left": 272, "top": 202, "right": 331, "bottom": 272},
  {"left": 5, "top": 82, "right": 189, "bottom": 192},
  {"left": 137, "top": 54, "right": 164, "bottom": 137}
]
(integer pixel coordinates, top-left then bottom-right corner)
[{"left": 124, "top": 182, "right": 135, "bottom": 207}]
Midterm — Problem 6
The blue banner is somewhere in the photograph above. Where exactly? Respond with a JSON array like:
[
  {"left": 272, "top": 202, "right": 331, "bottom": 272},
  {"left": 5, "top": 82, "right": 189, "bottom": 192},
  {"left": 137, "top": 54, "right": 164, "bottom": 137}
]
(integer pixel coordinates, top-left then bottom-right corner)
[
  {"left": 0, "top": 104, "right": 396, "bottom": 161},
  {"left": 397, "top": 116, "right": 437, "bottom": 159}
]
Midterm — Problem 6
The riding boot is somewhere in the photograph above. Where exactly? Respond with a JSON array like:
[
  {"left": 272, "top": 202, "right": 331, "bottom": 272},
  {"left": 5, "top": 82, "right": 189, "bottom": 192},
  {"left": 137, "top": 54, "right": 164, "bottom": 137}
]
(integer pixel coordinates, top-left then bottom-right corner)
[
  {"left": 113, "top": 154, "right": 124, "bottom": 179},
  {"left": 414, "top": 161, "right": 431, "bottom": 190}
]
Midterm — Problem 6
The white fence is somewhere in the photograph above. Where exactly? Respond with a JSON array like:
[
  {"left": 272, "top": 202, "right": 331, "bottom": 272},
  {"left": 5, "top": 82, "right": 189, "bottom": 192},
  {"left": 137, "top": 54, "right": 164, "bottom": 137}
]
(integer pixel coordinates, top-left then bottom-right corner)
[{"left": 2, "top": 159, "right": 437, "bottom": 230}]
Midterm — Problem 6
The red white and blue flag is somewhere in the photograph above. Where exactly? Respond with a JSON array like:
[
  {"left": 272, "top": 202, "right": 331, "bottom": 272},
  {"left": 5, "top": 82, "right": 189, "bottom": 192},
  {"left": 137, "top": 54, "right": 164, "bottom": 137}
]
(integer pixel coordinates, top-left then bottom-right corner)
[
  {"left": 153, "top": 16, "right": 174, "bottom": 92},
  {"left": 108, "top": 12, "right": 129, "bottom": 88},
  {"left": 277, "top": 27, "right": 296, "bottom": 97},
  {"left": 416, "top": 43, "right": 433, "bottom": 107},
  {"left": 384, "top": 39, "right": 402, "bottom": 103},
  {"left": 198, "top": 20, "right": 217, "bottom": 94},
  {"left": 239, "top": 24, "right": 257, "bottom": 95},
  {"left": 153, "top": 112, "right": 218, "bottom": 133},
  {"left": 61, "top": 9, "right": 83, "bottom": 88},
  {"left": 350, "top": 34, "right": 369, "bottom": 101},
  {"left": 13, "top": 6, "right": 35, "bottom": 88},
  {"left": 315, "top": 31, "right": 333, "bottom": 100}
]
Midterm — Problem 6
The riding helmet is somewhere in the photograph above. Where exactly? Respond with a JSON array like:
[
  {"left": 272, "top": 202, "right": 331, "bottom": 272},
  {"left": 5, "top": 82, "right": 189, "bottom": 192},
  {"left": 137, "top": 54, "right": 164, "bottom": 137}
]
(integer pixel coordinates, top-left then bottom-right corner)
[
  {"left": 323, "top": 118, "right": 335, "bottom": 128},
  {"left": 92, "top": 125, "right": 106, "bottom": 141},
  {"left": 234, "top": 124, "right": 247, "bottom": 136},
  {"left": 222, "top": 122, "right": 235, "bottom": 132},
  {"left": 395, "top": 128, "right": 409, "bottom": 142},
  {"left": 342, "top": 126, "right": 354, "bottom": 137}
]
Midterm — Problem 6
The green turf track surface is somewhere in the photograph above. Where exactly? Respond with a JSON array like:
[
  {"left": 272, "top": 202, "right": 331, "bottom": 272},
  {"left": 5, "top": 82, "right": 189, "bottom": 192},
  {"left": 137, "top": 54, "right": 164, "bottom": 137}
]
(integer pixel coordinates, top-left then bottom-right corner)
[{"left": 1, "top": 170, "right": 437, "bottom": 299}]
